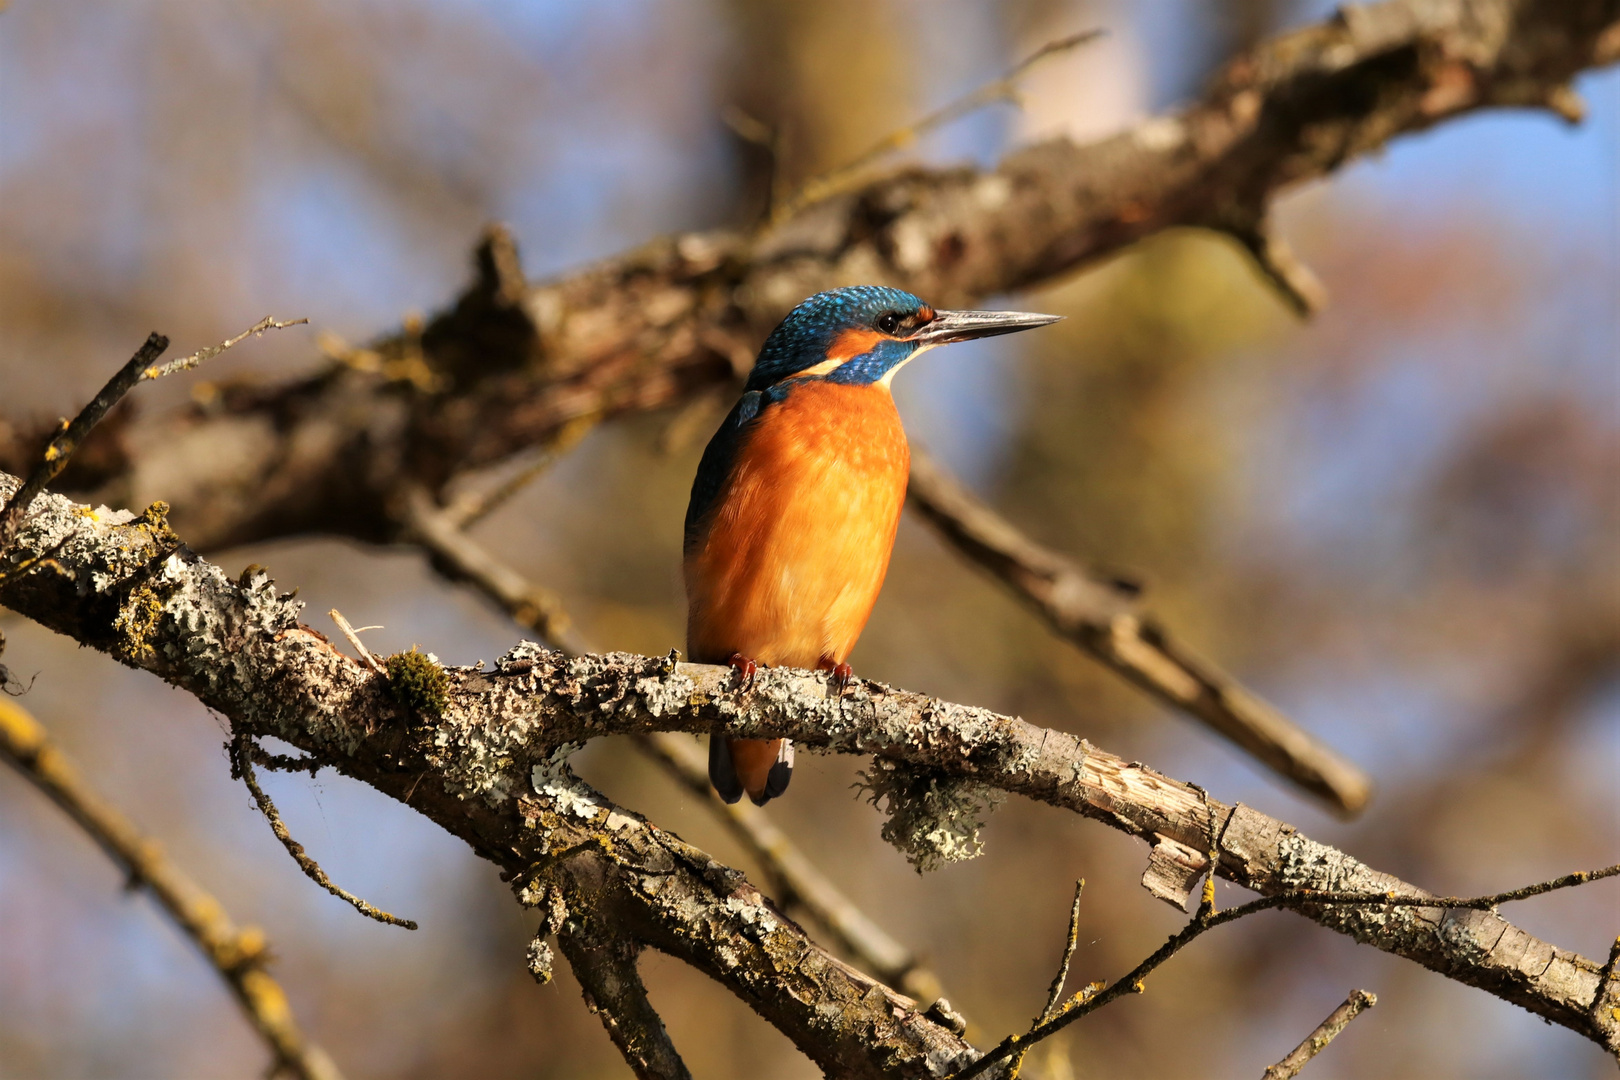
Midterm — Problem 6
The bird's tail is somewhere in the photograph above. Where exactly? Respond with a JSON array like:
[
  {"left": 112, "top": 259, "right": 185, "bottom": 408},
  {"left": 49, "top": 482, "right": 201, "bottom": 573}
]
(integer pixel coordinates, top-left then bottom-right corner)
[{"left": 709, "top": 735, "right": 794, "bottom": 805}]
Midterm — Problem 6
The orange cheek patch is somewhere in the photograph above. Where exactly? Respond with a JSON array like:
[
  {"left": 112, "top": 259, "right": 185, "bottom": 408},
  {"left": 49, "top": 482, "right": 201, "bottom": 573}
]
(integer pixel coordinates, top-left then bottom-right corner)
[{"left": 827, "top": 328, "right": 885, "bottom": 362}]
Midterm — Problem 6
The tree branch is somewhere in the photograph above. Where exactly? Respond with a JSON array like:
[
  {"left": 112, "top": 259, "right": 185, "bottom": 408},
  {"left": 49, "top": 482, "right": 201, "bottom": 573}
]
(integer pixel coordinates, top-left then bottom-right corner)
[
  {"left": 555, "top": 922, "right": 692, "bottom": 1080},
  {"left": 1262, "top": 989, "right": 1377, "bottom": 1080},
  {"left": 960, "top": 870, "right": 1610, "bottom": 1080},
  {"left": 907, "top": 448, "right": 1370, "bottom": 815},
  {"left": 0, "top": 318, "right": 305, "bottom": 557},
  {"left": 635, "top": 730, "right": 950, "bottom": 1008},
  {"left": 2, "top": 470, "right": 1613, "bottom": 1062},
  {"left": 398, "top": 484, "right": 590, "bottom": 657},
  {"left": 0, "top": 698, "right": 343, "bottom": 1080},
  {"left": 401, "top": 486, "right": 952, "bottom": 1007},
  {"left": 230, "top": 734, "right": 418, "bottom": 931},
  {"left": 19, "top": 0, "right": 1613, "bottom": 555}
]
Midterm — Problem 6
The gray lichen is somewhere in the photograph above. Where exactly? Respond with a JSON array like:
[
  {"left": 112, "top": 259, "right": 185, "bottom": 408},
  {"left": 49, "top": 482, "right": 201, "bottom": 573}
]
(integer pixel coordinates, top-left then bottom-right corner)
[{"left": 859, "top": 758, "right": 1006, "bottom": 872}]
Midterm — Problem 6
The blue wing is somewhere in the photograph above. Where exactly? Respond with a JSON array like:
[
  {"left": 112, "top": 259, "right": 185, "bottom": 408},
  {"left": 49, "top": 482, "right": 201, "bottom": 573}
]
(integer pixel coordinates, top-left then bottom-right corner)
[{"left": 683, "top": 389, "right": 766, "bottom": 554}]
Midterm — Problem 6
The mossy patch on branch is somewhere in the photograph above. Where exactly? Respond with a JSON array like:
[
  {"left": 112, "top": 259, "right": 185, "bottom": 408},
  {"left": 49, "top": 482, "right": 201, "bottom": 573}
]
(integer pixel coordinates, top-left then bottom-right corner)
[{"left": 387, "top": 648, "right": 449, "bottom": 721}]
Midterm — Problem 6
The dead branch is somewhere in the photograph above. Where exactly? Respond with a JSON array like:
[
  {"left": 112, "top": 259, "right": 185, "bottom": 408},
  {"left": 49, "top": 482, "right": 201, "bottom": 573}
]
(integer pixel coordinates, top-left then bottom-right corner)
[
  {"left": 0, "top": 698, "right": 343, "bottom": 1080},
  {"left": 960, "top": 869, "right": 1611, "bottom": 1080},
  {"left": 0, "top": 318, "right": 304, "bottom": 557},
  {"left": 230, "top": 733, "right": 417, "bottom": 931},
  {"left": 398, "top": 485, "right": 590, "bottom": 657},
  {"left": 770, "top": 28, "right": 1106, "bottom": 223},
  {"left": 557, "top": 923, "right": 693, "bottom": 1080},
  {"left": 907, "top": 448, "right": 1371, "bottom": 815},
  {"left": 1261, "top": 989, "right": 1377, "bottom": 1080},
  {"left": 1007, "top": 880, "right": 1086, "bottom": 1079},
  {"left": 1, "top": 470, "right": 1613, "bottom": 1062}
]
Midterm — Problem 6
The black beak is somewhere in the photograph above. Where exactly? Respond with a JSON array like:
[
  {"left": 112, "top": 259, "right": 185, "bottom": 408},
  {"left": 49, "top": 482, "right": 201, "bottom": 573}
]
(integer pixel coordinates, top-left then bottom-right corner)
[{"left": 909, "top": 308, "right": 1063, "bottom": 346}]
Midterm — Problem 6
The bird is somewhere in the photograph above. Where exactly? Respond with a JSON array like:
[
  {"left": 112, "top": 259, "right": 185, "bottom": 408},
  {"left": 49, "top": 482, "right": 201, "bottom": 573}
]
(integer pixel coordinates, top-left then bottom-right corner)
[{"left": 683, "top": 285, "right": 1060, "bottom": 805}]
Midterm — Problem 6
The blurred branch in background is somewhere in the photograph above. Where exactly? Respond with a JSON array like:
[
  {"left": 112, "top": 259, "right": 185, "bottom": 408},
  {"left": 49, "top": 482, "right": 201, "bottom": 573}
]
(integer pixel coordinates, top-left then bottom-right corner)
[
  {"left": 768, "top": 27, "right": 1106, "bottom": 224},
  {"left": 0, "top": 698, "right": 344, "bottom": 1080},
  {"left": 908, "top": 447, "right": 1370, "bottom": 814},
  {"left": 11, "top": 0, "right": 1612, "bottom": 552}
]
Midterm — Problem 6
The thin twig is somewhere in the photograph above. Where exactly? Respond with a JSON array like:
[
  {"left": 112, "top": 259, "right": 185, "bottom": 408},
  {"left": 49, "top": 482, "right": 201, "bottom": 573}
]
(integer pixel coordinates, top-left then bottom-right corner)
[
  {"left": 1198, "top": 786, "right": 1220, "bottom": 917},
  {"left": 1600, "top": 935, "right": 1620, "bottom": 989},
  {"left": 1229, "top": 221, "right": 1329, "bottom": 318},
  {"left": 0, "top": 699, "right": 343, "bottom": 1080},
  {"left": 148, "top": 316, "right": 308, "bottom": 379},
  {"left": 399, "top": 485, "right": 590, "bottom": 657},
  {"left": 230, "top": 733, "right": 417, "bottom": 930},
  {"left": 439, "top": 414, "right": 598, "bottom": 530},
  {"left": 769, "top": 29, "right": 1104, "bottom": 224},
  {"left": 1595, "top": 935, "right": 1620, "bottom": 1037},
  {"left": 1009, "top": 879, "right": 1086, "bottom": 1078},
  {"left": 906, "top": 447, "right": 1371, "bottom": 816},
  {"left": 328, "top": 609, "right": 384, "bottom": 675},
  {"left": 251, "top": 743, "right": 325, "bottom": 778},
  {"left": 0, "top": 318, "right": 305, "bottom": 555},
  {"left": 1262, "top": 989, "right": 1377, "bottom": 1080},
  {"left": 1042, "top": 880, "right": 1086, "bottom": 1020},
  {"left": 954, "top": 864, "right": 1620, "bottom": 1080}
]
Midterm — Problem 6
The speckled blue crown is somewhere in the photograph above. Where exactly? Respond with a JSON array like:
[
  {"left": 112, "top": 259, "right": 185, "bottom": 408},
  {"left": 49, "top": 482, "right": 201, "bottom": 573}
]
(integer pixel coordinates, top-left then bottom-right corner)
[{"left": 747, "top": 286, "right": 927, "bottom": 390}]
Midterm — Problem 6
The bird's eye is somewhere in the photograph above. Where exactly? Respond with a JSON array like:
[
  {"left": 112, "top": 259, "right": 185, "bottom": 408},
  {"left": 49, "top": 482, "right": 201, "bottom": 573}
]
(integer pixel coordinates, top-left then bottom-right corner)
[{"left": 877, "top": 312, "right": 902, "bottom": 334}]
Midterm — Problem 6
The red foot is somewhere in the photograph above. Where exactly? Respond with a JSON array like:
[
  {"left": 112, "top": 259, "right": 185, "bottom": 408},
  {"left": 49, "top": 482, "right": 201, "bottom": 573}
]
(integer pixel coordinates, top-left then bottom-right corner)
[
  {"left": 818, "top": 658, "right": 854, "bottom": 696},
  {"left": 727, "top": 652, "right": 759, "bottom": 690}
]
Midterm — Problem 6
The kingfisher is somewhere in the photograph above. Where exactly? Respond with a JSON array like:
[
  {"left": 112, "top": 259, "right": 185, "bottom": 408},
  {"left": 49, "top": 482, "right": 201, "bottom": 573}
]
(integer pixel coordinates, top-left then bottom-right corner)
[{"left": 683, "top": 286, "right": 1060, "bottom": 805}]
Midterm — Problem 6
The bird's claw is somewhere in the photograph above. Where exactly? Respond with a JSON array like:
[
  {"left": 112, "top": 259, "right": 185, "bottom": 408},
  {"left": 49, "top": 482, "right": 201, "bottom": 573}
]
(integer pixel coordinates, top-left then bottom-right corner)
[
  {"left": 819, "top": 659, "right": 854, "bottom": 697},
  {"left": 727, "top": 652, "right": 759, "bottom": 691}
]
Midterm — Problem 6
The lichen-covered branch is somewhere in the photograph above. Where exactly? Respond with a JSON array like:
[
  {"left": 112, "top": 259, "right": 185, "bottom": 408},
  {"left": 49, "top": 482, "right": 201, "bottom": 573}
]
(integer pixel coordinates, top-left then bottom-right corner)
[
  {"left": 961, "top": 870, "right": 1611, "bottom": 1080},
  {"left": 2, "top": 471, "right": 1612, "bottom": 1058},
  {"left": 555, "top": 921, "right": 692, "bottom": 1080},
  {"left": 907, "top": 449, "right": 1370, "bottom": 815},
  {"left": 0, "top": 698, "right": 343, "bottom": 1080},
  {"left": 0, "top": 472, "right": 977, "bottom": 1079},
  {"left": 404, "top": 485, "right": 949, "bottom": 1004}
]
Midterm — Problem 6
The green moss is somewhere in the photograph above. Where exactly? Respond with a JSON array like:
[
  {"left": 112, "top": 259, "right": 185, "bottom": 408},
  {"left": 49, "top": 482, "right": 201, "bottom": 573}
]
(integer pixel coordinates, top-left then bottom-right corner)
[{"left": 387, "top": 648, "right": 449, "bottom": 721}]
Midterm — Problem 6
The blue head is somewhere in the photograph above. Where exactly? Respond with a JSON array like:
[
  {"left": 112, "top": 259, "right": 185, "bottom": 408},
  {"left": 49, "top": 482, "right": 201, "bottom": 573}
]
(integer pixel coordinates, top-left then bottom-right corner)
[{"left": 746, "top": 286, "right": 1060, "bottom": 393}]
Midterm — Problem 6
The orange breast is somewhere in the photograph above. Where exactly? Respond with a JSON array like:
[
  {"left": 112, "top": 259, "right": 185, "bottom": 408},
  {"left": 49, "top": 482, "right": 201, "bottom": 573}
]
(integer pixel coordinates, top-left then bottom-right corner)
[{"left": 685, "top": 381, "right": 910, "bottom": 669}]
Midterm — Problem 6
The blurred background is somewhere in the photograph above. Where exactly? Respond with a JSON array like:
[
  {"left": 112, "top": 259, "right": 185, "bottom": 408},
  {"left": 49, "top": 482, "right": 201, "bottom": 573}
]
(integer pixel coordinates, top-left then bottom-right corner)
[{"left": 1, "top": 1, "right": 1616, "bottom": 1078}]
